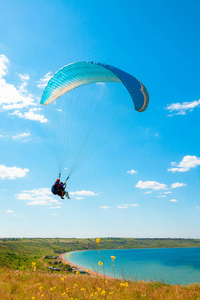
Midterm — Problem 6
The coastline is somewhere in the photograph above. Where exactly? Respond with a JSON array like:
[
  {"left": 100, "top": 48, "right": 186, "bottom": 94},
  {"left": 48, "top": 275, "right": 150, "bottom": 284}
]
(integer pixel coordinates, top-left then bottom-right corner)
[{"left": 60, "top": 251, "right": 114, "bottom": 280}]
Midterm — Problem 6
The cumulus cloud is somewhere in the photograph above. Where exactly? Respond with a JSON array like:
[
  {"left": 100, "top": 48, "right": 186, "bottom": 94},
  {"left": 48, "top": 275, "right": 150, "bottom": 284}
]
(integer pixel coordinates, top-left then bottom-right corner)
[
  {"left": 10, "top": 108, "right": 47, "bottom": 123},
  {"left": 16, "top": 188, "right": 61, "bottom": 206},
  {"left": 166, "top": 99, "right": 200, "bottom": 116},
  {"left": 75, "top": 197, "right": 84, "bottom": 200},
  {"left": 164, "top": 191, "right": 172, "bottom": 194},
  {"left": 0, "top": 54, "right": 47, "bottom": 123},
  {"left": 16, "top": 73, "right": 30, "bottom": 81},
  {"left": 0, "top": 165, "right": 29, "bottom": 179},
  {"left": 136, "top": 180, "right": 167, "bottom": 190},
  {"left": 70, "top": 190, "right": 99, "bottom": 196},
  {"left": 117, "top": 204, "right": 139, "bottom": 209},
  {"left": 157, "top": 195, "right": 166, "bottom": 198},
  {"left": 6, "top": 210, "right": 14, "bottom": 213},
  {"left": 100, "top": 206, "right": 109, "bottom": 209},
  {"left": 144, "top": 191, "right": 152, "bottom": 194},
  {"left": 171, "top": 182, "right": 187, "bottom": 188},
  {"left": 50, "top": 206, "right": 61, "bottom": 209},
  {"left": 12, "top": 132, "right": 30, "bottom": 142},
  {"left": 0, "top": 54, "right": 9, "bottom": 78},
  {"left": 168, "top": 155, "right": 200, "bottom": 172},
  {"left": 37, "top": 72, "right": 52, "bottom": 89},
  {"left": 169, "top": 199, "right": 178, "bottom": 202},
  {"left": 127, "top": 169, "right": 138, "bottom": 174}
]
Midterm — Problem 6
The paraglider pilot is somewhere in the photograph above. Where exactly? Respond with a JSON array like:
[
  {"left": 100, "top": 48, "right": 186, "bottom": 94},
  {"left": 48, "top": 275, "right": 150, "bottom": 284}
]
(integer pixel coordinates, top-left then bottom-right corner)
[{"left": 51, "top": 179, "right": 70, "bottom": 199}]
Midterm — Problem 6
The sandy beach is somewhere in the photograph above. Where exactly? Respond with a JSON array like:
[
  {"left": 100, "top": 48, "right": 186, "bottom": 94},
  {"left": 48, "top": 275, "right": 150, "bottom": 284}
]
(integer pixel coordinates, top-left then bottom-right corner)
[{"left": 60, "top": 252, "right": 114, "bottom": 280}]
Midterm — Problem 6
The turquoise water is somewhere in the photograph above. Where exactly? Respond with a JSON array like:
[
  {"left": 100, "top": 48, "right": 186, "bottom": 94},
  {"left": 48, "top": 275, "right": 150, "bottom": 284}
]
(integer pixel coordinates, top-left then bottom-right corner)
[{"left": 63, "top": 248, "right": 200, "bottom": 285}]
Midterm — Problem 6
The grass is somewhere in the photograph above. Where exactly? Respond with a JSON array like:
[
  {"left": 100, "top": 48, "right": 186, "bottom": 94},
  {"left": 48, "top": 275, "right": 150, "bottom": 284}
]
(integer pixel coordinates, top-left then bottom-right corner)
[{"left": 0, "top": 267, "right": 200, "bottom": 299}]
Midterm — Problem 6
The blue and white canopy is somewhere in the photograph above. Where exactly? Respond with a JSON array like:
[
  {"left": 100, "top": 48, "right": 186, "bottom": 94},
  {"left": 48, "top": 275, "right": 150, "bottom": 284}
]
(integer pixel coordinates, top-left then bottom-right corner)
[{"left": 41, "top": 61, "right": 149, "bottom": 112}]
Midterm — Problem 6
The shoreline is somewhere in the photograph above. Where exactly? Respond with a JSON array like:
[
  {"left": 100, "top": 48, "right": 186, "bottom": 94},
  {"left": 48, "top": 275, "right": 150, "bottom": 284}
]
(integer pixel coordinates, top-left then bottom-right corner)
[{"left": 60, "top": 251, "right": 114, "bottom": 280}]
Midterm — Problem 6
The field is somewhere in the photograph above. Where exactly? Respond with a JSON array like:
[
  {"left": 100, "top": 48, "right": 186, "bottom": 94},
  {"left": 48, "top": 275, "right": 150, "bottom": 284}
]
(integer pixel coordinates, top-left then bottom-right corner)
[{"left": 0, "top": 238, "right": 200, "bottom": 299}]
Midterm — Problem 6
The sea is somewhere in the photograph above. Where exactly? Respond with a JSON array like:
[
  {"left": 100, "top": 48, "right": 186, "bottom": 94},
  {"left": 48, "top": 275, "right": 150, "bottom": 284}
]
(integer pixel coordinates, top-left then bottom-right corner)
[{"left": 63, "top": 248, "right": 200, "bottom": 285}]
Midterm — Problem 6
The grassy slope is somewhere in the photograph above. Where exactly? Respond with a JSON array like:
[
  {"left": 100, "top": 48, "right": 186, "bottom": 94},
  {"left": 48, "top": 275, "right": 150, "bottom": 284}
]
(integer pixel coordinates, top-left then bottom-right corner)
[{"left": 0, "top": 268, "right": 200, "bottom": 300}]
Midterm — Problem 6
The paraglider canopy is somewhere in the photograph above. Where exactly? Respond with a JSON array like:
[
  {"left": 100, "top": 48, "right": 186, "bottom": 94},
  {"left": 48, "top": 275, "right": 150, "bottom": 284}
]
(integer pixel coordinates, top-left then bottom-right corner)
[{"left": 41, "top": 61, "right": 149, "bottom": 112}]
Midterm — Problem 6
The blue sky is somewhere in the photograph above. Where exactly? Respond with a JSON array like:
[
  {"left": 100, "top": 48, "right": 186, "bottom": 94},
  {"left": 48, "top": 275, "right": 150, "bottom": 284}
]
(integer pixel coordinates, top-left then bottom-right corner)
[{"left": 0, "top": 0, "right": 199, "bottom": 238}]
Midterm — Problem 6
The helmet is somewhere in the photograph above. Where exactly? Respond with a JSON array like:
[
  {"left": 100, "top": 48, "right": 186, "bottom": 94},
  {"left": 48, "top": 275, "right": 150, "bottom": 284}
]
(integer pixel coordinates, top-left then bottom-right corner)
[{"left": 56, "top": 179, "right": 60, "bottom": 182}]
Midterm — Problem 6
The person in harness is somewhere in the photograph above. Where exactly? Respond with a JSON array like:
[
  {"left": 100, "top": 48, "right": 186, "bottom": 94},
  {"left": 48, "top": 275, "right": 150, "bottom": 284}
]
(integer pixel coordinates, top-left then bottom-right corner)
[{"left": 51, "top": 179, "right": 70, "bottom": 199}]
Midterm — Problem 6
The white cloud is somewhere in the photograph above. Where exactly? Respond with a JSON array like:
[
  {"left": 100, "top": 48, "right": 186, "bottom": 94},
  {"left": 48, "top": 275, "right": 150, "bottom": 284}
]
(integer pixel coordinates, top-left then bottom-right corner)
[
  {"left": 171, "top": 182, "right": 187, "bottom": 188},
  {"left": 52, "top": 213, "right": 58, "bottom": 216},
  {"left": 166, "top": 99, "right": 200, "bottom": 116},
  {"left": 157, "top": 195, "right": 166, "bottom": 198},
  {"left": 6, "top": 210, "right": 14, "bottom": 213},
  {"left": 169, "top": 199, "right": 178, "bottom": 202},
  {"left": 37, "top": 72, "right": 52, "bottom": 89},
  {"left": 164, "top": 191, "right": 172, "bottom": 194},
  {"left": 75, "top": 197, "right": 84, "bottom": 200},
  {"left": 0, "top": 54, "right": 47, "bottom": 123},
  {"left": 0, "top": 55, "right": 35, "bottom": 109},
  {"left": 117, "top": 204, "right": 139, "bottom": 209},
  {"left": 136, "top": 180, "right": 167, "bottom": 190},
  {"left": 12, "top": 132, "right": 30, "bottom": 142},
  {"left": 100, "top": 206, "right": 109, "bottom": 209},
  {"left": 10, "top": 108, "right": 47, "bottom": 123},
  {"left": 0, "top": 54, "right": 9, "bottom": 78},
  {"left": 168, "top": 155, "right": 200, "bottom": 172},
  {"left": 16, "top": 188, "right": 61, "bottom": 206},
  {"left": 144, "top": 191, "right": 152, "bottom": 194},
  {"left": 127, "top": 169, "right": 138, "bottom": 174},
  {"left": 0, "top": 165, "right": 29, "bottom": 179},
  {"left": 70, "top": 190, "right": 99, "bottom": 196},
  {"left": 16, "top": 73, "right": 30, "bottom": 81},
  {"left": 50, "top": 206, "right": 61, "bottom": 209}
]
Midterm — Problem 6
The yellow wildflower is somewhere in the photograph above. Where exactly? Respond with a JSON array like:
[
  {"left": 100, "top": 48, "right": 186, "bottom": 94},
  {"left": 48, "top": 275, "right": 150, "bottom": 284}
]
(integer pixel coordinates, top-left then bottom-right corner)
[
  {"left": 96, "top": 238, "right": 100, "bottom": 245},
  {"left": 86, "top": 268, "right": 90, "bottom": 273},
  {"left": 80, "top": 288, "right": 85, "bottom": 291},
  {"left": 109, "top": 292, "right": 113, "bottom": 295},
  {"left": 105, "top": 280, "right": 107, "bottom": 284},
  {"left": 101, "top": 290, "right": 106, "bottom": 296},
  {"left": 90, "top": 293, "right": 94, "bottom": 297},
  {"left": 32, "top": 297, "right": 35, "bottom": 300},
  {"left": 74, "top": 284, "right": 78, "bottom": 287},
  {"left": 76, "top": 270, "right": 80, "bottom": 275},
  {"left": 120, "top": 282, "right": 129, "bottom": 287},
  {"left": 111, "top": 256, "right": 116, "bottom": 261},
  {"left": 61, "top": 277, "right": 64, "bottom": 282},
  {"left": 39, "top": 286, "right": 43, "bottom": 290},
  {"left": 41, "top": 295, "right": 44, "bottom": 298},
  {"left": 98, "top": 261, "right": 103, "bottom": 266},
  {"left": 32, "top": 262, "right": 36, "bottom": 266},
  {"left": 97, "top": 287, "right": 101, "bottom": 292},
  {"left": 61, "top": 292, "right": 66, "bottom": 296},
  {"left": 67, "top": 253, "right": 70, "bottom": 258}
]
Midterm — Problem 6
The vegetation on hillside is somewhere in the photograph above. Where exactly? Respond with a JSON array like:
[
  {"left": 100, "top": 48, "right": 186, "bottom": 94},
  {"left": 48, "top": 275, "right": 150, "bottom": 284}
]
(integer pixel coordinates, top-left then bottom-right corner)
[
  {"left": 0, "top": 267, "right": 200, "bottom": 300},
  {"left": 1, "top": 237, "right": 200, "bottom": 271}
]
